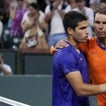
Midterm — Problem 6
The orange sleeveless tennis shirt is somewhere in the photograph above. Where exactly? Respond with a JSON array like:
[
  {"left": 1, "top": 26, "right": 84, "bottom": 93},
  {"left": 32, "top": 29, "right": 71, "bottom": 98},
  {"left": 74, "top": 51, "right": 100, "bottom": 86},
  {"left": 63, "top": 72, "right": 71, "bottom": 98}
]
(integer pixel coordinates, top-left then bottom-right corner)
[{"left": 78, "top": 37, "right": 106, "bottom": 106}]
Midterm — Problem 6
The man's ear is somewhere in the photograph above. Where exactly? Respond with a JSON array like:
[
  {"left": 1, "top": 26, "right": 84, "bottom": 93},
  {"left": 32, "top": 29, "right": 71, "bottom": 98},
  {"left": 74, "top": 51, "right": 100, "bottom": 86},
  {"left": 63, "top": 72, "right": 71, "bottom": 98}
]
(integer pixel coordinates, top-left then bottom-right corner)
[{"left": 67, "top": 27, "right": 74, "bottom": 36}]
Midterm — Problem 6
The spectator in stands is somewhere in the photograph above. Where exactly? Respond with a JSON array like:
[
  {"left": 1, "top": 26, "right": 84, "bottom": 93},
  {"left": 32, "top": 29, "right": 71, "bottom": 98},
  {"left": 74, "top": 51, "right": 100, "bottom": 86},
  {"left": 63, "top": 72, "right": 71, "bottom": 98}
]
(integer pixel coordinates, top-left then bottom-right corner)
[
  {"left": 45, "top": 0, "right": 71, "bottom": 47},
  {"left": 19, "top": 3, "right": 48, "bottom": 49},
  {"left": 9, "top": 0, "right": 28, "bottom": 49},
  {"left": 0, "top": 54, "right": 12, "bottom": 75},
  {"left": 73, "top": 0, "right": 94, "bottom": 38}
]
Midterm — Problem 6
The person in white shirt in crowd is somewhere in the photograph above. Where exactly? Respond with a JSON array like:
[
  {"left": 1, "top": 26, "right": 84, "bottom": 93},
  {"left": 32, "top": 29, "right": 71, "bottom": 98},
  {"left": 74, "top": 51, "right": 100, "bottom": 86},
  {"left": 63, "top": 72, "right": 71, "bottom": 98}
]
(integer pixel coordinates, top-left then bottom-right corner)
[
  {"left": 45, "top": 0, "right": 71, "bottom": 47},
  {"left": 0, "top": 54, "right": 12, "bottom": 75},
  {"left": 73, "top": 0, "right": 94, "bottom": 38},
  {"left": 20, "top": 3, "right": 48, "bottom": 49}
]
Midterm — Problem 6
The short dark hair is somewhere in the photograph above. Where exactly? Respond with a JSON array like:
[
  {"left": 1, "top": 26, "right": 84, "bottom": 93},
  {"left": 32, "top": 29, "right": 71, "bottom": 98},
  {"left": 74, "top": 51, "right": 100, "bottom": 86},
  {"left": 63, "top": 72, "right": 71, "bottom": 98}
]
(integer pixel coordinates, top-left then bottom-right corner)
[
  {"left": 63, "top": 11, "right": 87, "bottom": 34},
  {"left": 28, "top": 3, "right": 39, "bottom": 10},
  {"left": 94, "top": 5, "right": 106, "bottom": 18}
]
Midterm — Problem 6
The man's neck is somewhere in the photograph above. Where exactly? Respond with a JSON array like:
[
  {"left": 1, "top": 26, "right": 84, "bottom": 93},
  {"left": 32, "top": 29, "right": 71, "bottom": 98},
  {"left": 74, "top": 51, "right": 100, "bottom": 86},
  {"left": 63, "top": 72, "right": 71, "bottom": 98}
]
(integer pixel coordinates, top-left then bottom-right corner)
[
  {"left": 67, "top": 37, "right": 78, "bottom": 49},
  {"left": 97, "top": 37, "right": 106, "bottom": 47}
]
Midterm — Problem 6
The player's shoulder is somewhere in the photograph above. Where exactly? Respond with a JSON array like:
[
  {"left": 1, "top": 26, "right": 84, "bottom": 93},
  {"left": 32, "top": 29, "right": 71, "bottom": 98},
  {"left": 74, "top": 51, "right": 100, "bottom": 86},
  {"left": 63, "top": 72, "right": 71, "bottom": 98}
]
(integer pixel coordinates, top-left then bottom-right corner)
[{"left": 55, "top": 46, "right": 72, "bottom": 56}]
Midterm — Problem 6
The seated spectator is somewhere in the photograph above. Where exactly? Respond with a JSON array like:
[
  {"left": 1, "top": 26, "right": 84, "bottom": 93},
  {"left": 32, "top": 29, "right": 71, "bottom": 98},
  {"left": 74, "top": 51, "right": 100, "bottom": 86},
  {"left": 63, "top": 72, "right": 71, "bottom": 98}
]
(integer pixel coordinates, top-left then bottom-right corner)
[
  {"left": 19, "top": 3, "right": 48, "bottom": 49},
  {"left": 0, "top": 54, "right": 12, "bottom": 75}
]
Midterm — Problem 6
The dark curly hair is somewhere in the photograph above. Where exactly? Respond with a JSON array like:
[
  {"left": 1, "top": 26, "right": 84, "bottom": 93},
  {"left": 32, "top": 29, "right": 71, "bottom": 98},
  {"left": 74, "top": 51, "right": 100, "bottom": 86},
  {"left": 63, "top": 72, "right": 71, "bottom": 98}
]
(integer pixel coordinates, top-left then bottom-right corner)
[{"left": 94, "top": 5, "right": 106, "bottom": 18}]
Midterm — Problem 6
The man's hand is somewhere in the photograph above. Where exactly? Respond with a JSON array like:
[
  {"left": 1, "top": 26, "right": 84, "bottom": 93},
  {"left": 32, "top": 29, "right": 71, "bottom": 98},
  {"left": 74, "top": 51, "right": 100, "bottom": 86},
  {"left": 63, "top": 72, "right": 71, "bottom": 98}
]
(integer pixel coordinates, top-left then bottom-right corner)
[
  {"left": 50, "top": 40, "right": 69, "bottom": 55},
  {"left": 53, "top": 1, "right": 60, "bottom": 9},
  {"left": 55, "top": 40, "right": 69, "bottom": 49}
]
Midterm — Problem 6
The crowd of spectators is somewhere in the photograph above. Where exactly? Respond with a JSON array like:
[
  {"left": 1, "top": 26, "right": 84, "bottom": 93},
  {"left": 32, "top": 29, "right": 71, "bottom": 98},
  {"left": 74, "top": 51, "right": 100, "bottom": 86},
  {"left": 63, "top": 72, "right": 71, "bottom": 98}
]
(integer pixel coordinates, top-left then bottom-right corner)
[{"left": 0, "top": 0, "right": 105, "bottom": 50}]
